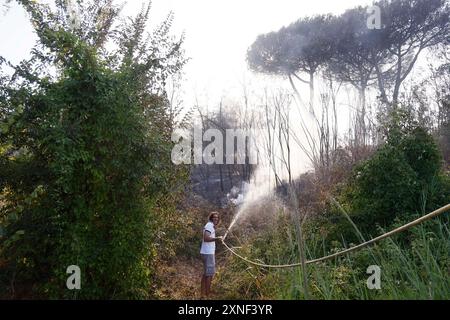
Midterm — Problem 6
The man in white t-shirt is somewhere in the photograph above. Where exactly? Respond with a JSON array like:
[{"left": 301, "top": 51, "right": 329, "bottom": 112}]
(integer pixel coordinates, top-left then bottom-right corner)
[{"left": 200, "top": 211, "right": 222, "bottom": 298}]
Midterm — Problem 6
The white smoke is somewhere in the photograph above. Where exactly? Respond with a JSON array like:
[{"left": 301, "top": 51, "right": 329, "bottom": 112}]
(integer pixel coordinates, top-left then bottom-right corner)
[{"left": 223, "top": 98, "right": 315, "bottom": 238}]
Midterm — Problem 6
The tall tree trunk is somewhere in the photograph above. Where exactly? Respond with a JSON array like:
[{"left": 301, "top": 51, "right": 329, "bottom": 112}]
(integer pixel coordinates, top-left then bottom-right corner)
[
  {"left": 309, "top": 71, "right": 315, "bottom": 115},
  {"left": 392, "top": 46, "right": 403, "bottom": 107},
  {"left": 373, "top": 58, "right": 390, "bottom": 106},
  {"left": 227, "top": 165, "right": 234, "bottom": 189},
  {"left": 219, "top": 164, "right": 224, "bottom": 192},
  {"left": 359, "top": 83, "right": 367, "bottom": 146}
]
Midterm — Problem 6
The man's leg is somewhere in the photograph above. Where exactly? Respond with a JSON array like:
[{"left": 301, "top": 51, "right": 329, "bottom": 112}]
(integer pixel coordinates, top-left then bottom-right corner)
[
  {"left": 205, "top": 276, "right": 212, "bottom": 296},
  {"left": 201, "top": 275, "right": 206, "bottom": 297}
]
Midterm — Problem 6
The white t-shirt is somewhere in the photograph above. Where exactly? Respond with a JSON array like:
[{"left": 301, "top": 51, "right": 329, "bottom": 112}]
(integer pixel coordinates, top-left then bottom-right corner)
[{"left": 200, "top": 221, "right": 215, "bottom": 254}]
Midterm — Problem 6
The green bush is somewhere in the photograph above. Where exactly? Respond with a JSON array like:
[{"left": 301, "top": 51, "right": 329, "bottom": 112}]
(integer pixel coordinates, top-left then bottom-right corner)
[
  {"left": 0, "top": 1, "right": 186, "bottom": 298},
  {"left": 346, "top": 145, "right": 419, "bottom": 231},
  {"left": 340, "top": 119, "right": 448, "bottom": 237},
  {"left": 304, "top": 109, "right": 449, "bottom": 252}
]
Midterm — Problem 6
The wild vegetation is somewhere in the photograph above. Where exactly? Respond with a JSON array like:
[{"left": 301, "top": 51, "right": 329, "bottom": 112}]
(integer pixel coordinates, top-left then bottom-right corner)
[
  {"left": 208, "top": 0, "right": 450, "bottom": 300},
  {"left": 0, "top": 0, "right": 190, "bottom": 298},
  {"left": 0, "top": 0, "right": 449, "bottom": 299}
]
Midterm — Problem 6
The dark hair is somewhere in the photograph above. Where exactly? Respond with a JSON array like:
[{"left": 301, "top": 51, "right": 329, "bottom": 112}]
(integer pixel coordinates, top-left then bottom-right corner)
[{"left": 208, "top": 211, "right": 220, "bottom": 222}]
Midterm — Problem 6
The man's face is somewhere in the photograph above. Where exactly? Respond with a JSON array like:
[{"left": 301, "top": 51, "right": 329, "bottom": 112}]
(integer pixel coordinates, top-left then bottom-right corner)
[{"left": 211, "top": 215, "right": 219, "bottom": 226}]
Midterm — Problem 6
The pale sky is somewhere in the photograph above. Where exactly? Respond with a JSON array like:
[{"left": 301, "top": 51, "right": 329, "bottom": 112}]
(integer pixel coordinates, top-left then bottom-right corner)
[
  {"left": 138, "top": 0, "right": 375, "bottom": 107},
  {"left": 0, "top": 0, "right": 375, "bottom": 109}
]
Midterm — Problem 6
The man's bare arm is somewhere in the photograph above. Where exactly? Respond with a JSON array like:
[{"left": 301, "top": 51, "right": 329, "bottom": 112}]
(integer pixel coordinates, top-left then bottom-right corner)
[{"left": 203, "top": 230, "right": 222, "bottom": 242}]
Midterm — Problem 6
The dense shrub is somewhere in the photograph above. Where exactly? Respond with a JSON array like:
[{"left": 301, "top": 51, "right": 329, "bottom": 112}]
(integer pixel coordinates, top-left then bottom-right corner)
[
  {"left": 304, "top": 108, "right": 450, "bottom": 247},
  {"left": 335, "top": 111, "right": 449, "bottom": 237},
  {"left": 0, "top": 1, "right": 186, "bottom": 298}
]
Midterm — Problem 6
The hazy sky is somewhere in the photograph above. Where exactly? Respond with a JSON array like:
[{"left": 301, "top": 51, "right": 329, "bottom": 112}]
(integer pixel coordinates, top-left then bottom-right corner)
[
  {"left": 138, "top": 0, "right": 375, "bottom": 107},
  {"left": 0, "top": 0, "right": 375, "bottom": 108}
]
